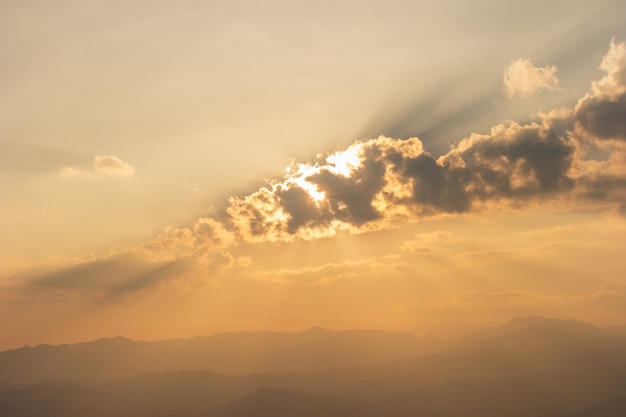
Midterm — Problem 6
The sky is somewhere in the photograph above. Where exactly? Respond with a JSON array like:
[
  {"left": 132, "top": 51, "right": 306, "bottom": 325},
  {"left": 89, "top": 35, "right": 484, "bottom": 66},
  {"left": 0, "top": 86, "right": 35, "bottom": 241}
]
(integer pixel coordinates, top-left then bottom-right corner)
[{"left": 2, "top": 0, "right": 626, "bottom": 350}]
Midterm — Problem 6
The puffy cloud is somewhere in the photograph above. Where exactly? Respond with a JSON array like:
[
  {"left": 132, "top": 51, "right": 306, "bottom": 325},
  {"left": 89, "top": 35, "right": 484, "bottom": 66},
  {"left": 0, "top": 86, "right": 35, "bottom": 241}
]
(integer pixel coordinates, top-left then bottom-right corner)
[
  {"left": 226, "top": 121, "right": 578, "bottom": 243},
  {"left": 503, "top": 58, "right": 561, "bottom": 98},
  {"left": 58, "top": 155, "right": 135, "bottom": 177},
  {"left": 576, "top": 94, "right": 626, "bottom": 142},
  {"left": 591, "top": 38, "right": 626, "bottom": 99},
  {"left": 441, "top": 121, "right": 575, "bottom": 197},
  {"left": 193, "top": 217, "right": 235, "bottom": 249},
  {"left": 225, "top": 142, "right": 377, "bottom": 243},
  {"left": 220, "top": 39, "right": 626, "bottom": 244},
  {"left": 575, "top": 39, "right": 626, "bottom": 143}
]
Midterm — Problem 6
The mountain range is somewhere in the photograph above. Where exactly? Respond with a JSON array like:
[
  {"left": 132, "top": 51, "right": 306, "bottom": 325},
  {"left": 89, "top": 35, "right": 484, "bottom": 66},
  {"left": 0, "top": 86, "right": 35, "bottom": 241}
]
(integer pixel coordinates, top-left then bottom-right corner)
[{"left": 1, "top": 316, "right": 625, "bottom": 417}]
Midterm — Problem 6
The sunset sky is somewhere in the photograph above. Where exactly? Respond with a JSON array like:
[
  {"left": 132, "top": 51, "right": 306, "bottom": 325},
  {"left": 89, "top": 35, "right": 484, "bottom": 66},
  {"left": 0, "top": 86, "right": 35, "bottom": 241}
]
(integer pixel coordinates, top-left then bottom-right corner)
[{"left": 2, "top": 0, "right": 626, "bottom": 351}]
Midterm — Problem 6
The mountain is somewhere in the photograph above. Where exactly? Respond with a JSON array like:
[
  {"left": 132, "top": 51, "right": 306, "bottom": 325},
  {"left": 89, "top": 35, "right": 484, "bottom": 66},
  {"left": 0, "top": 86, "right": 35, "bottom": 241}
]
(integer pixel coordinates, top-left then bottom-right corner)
[
  {"left": 0, "top": 370, "right": 308, "bottom": 417},
  {"left": 327, "top": 317, "right": 626, "bottom": 416},
  {"left": 202, "top": 386, "right": 381, "bottom": 417},
  {"left": 1, "top": 317, "right": 626, "bottom": 417},
  {"left": 457, "top": 316, "right": 610, "bottom": 346},
  {"left": 337, "top": 316, "right": 626, "bottom": 383},
  {"left": 0, "top": 327, "right": 437, "bottom": 383}
]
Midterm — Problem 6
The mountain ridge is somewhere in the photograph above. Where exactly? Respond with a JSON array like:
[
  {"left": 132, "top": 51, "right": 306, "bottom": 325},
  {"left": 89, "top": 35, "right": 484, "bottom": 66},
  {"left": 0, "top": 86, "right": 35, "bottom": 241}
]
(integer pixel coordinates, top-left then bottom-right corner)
[
  {"left": 2, "top": 316, "right": 626, "bottom": 417},
  {"left": 0, "top": 326, "right": 435, "bottom": 383}
]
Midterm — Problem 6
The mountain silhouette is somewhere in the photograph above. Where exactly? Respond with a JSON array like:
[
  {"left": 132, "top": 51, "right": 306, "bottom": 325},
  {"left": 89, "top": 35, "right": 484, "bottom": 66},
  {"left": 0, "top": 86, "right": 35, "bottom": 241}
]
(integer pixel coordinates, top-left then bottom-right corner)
[
  {"left": 0, "top": 328, "right": 434, "bottom": 383},
  {"left": 542, "top": 395, "right": 626, "bottom": 417},
  {"left": 202, "top": 386, "right": 380, "bottom": 417},
  {"left": 1, "top": 316, "right": 626, "bottom": 417}
]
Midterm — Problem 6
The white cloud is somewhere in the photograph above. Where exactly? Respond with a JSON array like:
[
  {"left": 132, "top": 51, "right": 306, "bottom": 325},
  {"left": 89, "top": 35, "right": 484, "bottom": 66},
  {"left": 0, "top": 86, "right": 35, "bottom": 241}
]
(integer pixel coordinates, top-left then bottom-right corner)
[
  {"left": 593, "top": 37, "right": 626, "bottom": 98},
  {"left": 58, "top": 155, "right": 135, "bottom": 177},
  {"left": 93, "top": 155, "right": 135, "bottom": 176},
  {"left": 503, "top": 58, "right": 561, "bottom": 98}
]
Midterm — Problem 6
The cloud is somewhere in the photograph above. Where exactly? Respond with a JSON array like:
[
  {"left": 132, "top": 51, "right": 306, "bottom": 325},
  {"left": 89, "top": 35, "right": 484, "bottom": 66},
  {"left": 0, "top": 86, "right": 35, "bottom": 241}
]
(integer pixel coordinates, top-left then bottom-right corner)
[
  {"left": 592, "top": 38, "right": 626, "bottom": 99},
  {"left": 16, "top": 242, "right": 235, "bottom": 296},
  {"left": 218, "top": 39, "right": 626, "bottom": 244},
  {"left": 503, "top": 58, "right": 562, "bottom": 98},
  {"left": 93, "top": 155, "right": 135, "bottom": 176},
  {"left": 401, "top": 231, "right": 461, "bottom": 253},
  {"left": 13, "top": 215, "right": 240, "bottom": 295},
  {"left": 249, "top": 258, "right": 398, "bottom": 285},
  {"left": 143, "top": 226, "right": 198, "bottom": 261},
  {"left": 193, "top": 217, "right": 236, "bottom": 249},
  {"left": 226, "top": 122, "right": 579, "bottom": 243},
  {"left": 575, "top": 39, "right": 626, "bottom": 143},
  {"left": 25, "top": 38, "right": 626, "bottom": 294},
  {"left": 141, "top": 217, "right": 237, "bottom": 263},
  {"left": 21, "top": 253, "right": 195, "bottom": 295},
  {"left": 58, "top": 155, "right": 135, "bottom": 177},
  {"left": 456, "top": 292, "right": 536, "bottom": 305},
  {"left": 58, "top": 166, "right": 87, "bottom": 177}
]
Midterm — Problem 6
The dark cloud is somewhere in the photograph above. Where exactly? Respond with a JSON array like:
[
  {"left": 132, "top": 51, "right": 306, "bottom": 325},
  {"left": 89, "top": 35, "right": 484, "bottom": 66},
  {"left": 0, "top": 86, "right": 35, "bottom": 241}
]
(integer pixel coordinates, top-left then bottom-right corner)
[
  {"left": 454, "top": 124, "right": 575, "bottom": 197},
  {"left": 575, "top": 39, "right": 626, "bottom": 142},
  {"left": 575, "top": 93, "right": 626, "bottom": 141},
  {"left": 308, "top": 146, "right": 387, "bottom": 225},
  {"left": 277, "top": 185, "right": 322, "bottom": 234},
  {"left": 391, "top": 152, "right": 471, "bottom": 213}
]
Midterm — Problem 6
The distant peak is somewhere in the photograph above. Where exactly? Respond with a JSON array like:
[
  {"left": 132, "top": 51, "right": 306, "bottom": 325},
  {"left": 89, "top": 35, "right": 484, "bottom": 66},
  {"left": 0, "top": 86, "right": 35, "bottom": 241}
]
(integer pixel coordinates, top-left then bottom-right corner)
[{"left": 302, "top": 326, "right": 331, "bottom": 334}]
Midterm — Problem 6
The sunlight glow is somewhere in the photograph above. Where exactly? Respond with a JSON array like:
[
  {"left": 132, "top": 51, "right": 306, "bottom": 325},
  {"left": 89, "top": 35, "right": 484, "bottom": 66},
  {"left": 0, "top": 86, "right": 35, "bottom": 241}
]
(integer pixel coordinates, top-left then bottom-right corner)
[
  {"left": 326, "top": 144, "right": 363, "bottom": 177},
  {"left": 283, "top": 144, "right": 364, "bottom": 203},
  {"left": 289, "top": 164, "right": 326, "bottom": 202}
]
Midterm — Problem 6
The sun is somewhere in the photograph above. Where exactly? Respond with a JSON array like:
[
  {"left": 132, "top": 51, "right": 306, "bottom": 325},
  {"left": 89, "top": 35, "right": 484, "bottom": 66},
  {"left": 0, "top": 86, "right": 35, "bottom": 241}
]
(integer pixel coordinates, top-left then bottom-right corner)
[
  {"left": 283, "top": 144, "right": 363, "bottom": 203},
  {"left": 326, "top": 144, "right": 363, "bottom": 177},
  {"left": 286, "top": 164, "right": 326, "bottom": 202}
]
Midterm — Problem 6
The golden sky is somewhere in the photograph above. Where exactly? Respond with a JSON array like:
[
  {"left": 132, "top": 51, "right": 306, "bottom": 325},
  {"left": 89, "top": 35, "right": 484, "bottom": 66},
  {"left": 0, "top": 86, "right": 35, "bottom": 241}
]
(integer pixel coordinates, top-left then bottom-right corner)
[{"left": 2, "top": 0, "right": 626, "bottom": 350}]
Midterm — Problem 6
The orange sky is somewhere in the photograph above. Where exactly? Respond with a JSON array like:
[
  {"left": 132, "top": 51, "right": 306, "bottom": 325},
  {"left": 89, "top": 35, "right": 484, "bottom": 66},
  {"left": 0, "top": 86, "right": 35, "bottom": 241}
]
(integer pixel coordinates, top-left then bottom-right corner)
[{"left": 1, "top": 1, "right": 626, "bottom": 350}]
